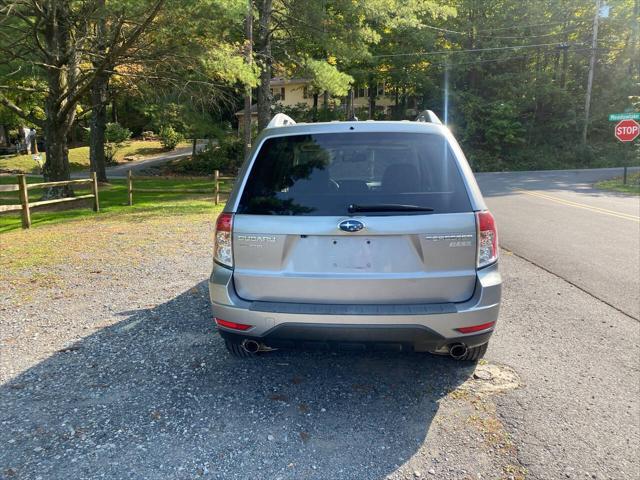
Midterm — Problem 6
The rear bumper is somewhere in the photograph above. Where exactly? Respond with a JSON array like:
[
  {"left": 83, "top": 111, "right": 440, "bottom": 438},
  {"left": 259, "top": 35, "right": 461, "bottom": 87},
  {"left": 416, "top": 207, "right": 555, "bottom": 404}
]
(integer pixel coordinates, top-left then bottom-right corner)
[
  {"left": 208, "top": 263, "right": 501, "bottom": 353},
  {"left": 218, "top": 325, "right": 493, "bottom": 353}
]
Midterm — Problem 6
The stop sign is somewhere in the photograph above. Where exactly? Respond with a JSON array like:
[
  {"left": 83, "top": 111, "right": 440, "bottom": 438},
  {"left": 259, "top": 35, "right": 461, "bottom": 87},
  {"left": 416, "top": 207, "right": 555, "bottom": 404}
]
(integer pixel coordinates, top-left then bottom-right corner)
[{"left": 614, "top": 119, "right": 640, "bottom": 142}]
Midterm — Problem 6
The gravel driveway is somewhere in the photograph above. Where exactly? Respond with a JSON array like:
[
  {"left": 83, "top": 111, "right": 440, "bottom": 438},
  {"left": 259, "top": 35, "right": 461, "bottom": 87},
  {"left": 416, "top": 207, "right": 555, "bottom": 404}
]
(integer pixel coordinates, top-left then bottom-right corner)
[{"left": 1, "top": 205, "right": 637, "bottom": 479}]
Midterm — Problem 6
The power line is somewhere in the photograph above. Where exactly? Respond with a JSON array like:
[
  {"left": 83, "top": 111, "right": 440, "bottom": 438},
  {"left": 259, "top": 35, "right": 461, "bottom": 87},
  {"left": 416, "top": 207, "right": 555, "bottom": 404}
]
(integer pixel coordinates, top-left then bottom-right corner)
[
  {"left": 371, "top": 47, "right": 597, "bottom": 73},
  {"left": 371, "top": 42, "right": 585, "bottom": 59},
  {"left": 476, "top": 20, "right": 581, "bottom": 32},
  {"left": 361, "top": 45, "right": 621, "bottom": 75},
  {"left": 421, "top": 20, "right": 587, "bottom": 37},
  {"left": 421, "top": 25, "right": 466, "bottom": 35},
  {"left": 481, "top": 25, "right": 582, "bottom": 40}
]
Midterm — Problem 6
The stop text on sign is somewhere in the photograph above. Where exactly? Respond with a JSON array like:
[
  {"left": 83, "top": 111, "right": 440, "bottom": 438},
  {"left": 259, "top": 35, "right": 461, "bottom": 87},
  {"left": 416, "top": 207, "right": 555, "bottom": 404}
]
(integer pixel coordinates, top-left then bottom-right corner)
[{"left": 614, "top": 119, "right": 640, "bottom": 143}]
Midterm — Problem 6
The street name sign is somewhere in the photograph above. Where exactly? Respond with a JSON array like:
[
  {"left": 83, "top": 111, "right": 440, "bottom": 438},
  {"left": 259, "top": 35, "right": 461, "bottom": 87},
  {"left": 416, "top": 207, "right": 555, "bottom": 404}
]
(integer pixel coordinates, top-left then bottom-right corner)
[{"left": 608, "top": 112, "right": 640, "bottom": 121}]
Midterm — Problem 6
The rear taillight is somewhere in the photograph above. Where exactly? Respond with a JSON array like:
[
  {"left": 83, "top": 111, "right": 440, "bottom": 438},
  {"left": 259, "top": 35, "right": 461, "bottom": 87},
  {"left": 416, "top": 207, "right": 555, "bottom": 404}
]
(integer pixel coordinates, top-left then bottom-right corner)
[
  {"left": 476, "top": 210, "right": 498, "bottom": 268},
  {"left": 215, "top": 318, "right": 252, "bottom": 331},
  {"left": 214, "top": 212, "right": 233, "bottom": 268},
  {"left": 456, "top": 321, "right": 495, "bottom": 334}
]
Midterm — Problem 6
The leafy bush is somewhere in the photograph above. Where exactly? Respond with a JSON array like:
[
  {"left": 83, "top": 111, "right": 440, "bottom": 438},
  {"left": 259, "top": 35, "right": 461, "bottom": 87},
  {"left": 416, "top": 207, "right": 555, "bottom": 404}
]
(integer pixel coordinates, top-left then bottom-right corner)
[
  {"left": 168, "top": 137, "right": 244, "bottom": 175},
  {"left": 159, "top": 125, "right": 184, "bottom": 150},
  {"left": 104, "top": 122, "right": 132, "bottom": 165},
  {"left": 468, "top": 142, "right": 639, "bottom": 173}
]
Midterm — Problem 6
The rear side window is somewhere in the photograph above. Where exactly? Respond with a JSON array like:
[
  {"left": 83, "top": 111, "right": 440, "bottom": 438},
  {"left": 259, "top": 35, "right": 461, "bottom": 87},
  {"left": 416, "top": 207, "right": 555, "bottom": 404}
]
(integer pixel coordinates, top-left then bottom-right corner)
[{"left": 237, "top": 132, "right": 471, "bottom": 216}]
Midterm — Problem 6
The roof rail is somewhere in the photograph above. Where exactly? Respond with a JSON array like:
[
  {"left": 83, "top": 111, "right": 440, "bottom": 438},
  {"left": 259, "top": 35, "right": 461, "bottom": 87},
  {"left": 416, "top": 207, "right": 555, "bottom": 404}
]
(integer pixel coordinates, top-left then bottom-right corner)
[
  {"left": 266, "top": 113, "right": 296, "bottom": 128},
  {"left": 415, "top": 110, "right": 442, "bottom": 125}
]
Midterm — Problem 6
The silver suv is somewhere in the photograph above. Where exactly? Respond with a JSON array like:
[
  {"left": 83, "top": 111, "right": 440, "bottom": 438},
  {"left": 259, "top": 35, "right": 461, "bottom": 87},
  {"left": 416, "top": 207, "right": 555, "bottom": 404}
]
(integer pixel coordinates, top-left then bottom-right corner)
[{"left": 209, "top": 112, "right": 501, "bottom": 361}]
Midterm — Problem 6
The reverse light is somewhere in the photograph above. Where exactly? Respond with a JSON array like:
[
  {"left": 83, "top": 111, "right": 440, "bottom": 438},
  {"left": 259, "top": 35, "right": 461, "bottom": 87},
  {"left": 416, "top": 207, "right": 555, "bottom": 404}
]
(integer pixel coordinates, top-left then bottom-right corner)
[
  {"left": 456, "top": 321, "right": 495, "bottom": 334},
  {"left": 214, "top": 212, "right": 234, "bottom": 268},
  {"left": 215, "top": 318, "right": 252, "bottom": 331},
  {"left": 476, "top": 210, "right": 498, "bottom": 268}
]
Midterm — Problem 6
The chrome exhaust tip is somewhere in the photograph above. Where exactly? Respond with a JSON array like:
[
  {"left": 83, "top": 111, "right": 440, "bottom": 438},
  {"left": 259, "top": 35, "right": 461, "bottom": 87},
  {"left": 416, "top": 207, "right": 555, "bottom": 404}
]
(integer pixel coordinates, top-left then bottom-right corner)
[
  {"left": 449, "top": 343, "right": 468, "bottom": 360},
  {"left": 242, "top": 339, "right": 260, "bottom": 354}
]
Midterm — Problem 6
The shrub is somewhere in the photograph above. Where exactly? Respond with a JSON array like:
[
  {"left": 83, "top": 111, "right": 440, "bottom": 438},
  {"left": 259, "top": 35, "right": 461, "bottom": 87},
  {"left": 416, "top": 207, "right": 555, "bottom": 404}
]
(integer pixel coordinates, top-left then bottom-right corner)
[
  {"left": 169, "top": 137, "right": 244, "bottom": 175},
  {"left": 104, "top": 122, "right": 132, "bottom": 165},
  {"left": 159, "top": 125, "right": 184, "bottom": 150}
]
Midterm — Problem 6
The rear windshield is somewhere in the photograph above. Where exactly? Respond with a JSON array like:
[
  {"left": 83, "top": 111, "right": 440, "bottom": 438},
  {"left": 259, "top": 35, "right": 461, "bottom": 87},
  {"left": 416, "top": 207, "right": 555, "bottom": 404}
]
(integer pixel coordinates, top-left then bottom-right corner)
[{"left": 237, "top": 132, "right": 472, "bottom": 216}]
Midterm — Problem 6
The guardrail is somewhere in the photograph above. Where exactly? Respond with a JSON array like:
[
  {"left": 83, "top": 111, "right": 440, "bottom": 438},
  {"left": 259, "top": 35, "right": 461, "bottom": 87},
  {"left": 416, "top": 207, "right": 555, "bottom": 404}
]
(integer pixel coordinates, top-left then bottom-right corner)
[
  {"left": 127, "top": 169, "right": 235, "bottom": 206},
  {"left": 0, "top": 173, "right": 99, "bottom": 229}
]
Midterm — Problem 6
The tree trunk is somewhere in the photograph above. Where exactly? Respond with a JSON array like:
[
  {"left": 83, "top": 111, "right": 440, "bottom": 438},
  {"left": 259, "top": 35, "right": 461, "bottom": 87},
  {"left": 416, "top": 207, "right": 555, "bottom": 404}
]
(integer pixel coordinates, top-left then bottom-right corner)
[
  {"left": 560, "top": 44, "right": 569, "bottom": 89},
  {"left": 43, "top": 118, "right": 70, "bottom": 182},
  {"left": 368, "top": 78, "right": 376, "bottom": 120},
  {"left": 393, "top": 86, "right": 400, "bottom": 120},
  {"left": 42, "top": 116, "right": 73, "bottom": 198},
  {"left": 243, "top": 0, "right": 253, "bottom": 156},
  {"left": 345, "top": 88, "right": 353, "bottom": 119},
  {"left": 41, "top": 1, "right": 73, "bottom": 191},
  {"left": 256, "top": 0, "right": 273, "bottom": 131},
  {"left": 111, "top": 99, "right": 118, "bottom": 123},
  {"left": 90, "top": 74, "right": 109, "bottom": 183},
  {"left": 312, "top": 93, "right": 318, "bottom": 122},
  {"left": 323, "top": 90, "right": 329, "bottom": 111},
  {"left": 42, "top": 66, "right": 73, "bottom": 197},
  {"left": 89, "top": 0, "right": 108, "bottom": 183}
]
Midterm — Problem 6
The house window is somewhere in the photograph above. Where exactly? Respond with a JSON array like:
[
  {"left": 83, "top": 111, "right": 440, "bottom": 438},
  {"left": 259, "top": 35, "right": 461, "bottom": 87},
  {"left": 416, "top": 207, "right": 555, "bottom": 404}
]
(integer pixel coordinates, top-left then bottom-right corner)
[
  {"left": 303, "top": 86, "right": 309, "bottom": 99},
  {"left": 377, "top": 82, "right": 385, "bottom": 96},
  {"left": 354, "top": 86, "right": 369, "bottom": 99},
  {"left": 281, "top": 87, "right": 286, "bottom": 101}
]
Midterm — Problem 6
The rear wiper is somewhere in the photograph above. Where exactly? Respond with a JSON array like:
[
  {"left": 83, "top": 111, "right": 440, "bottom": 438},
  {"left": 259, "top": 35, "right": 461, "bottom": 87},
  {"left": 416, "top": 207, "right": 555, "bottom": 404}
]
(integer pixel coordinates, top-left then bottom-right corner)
[{"left": 348, "top": 203, "right": 434, "bottom": 213}]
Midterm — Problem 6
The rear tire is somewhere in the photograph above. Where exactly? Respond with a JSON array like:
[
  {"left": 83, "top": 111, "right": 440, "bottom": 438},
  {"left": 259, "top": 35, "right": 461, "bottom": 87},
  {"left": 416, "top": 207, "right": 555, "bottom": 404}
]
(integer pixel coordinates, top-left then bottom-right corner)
[
  {"left": 456, "top": 342, "right": 488, "bottom": 361},
  {"left": 224, "top": 339, "right": 255, "bottom": 358}
]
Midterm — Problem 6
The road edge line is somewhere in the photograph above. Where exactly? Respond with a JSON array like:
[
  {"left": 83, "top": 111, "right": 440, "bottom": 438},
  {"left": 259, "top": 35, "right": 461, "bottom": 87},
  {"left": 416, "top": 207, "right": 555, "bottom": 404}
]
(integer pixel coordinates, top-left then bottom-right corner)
[{"left": 501, "top": 247, "right": 639, "bottom": 323}]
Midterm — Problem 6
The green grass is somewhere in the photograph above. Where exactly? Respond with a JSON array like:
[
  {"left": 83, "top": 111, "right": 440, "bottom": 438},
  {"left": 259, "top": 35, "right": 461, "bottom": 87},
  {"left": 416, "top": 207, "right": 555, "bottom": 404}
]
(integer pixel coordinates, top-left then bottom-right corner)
[
  {"left": 0, "top": 175, "right": 234, "bottom": 233},
  {"left": 0, "top": 140, "right": 191, "bottom": 174},
  {"left": 595, "top": 172, "right": 640, "bottom": 195}
]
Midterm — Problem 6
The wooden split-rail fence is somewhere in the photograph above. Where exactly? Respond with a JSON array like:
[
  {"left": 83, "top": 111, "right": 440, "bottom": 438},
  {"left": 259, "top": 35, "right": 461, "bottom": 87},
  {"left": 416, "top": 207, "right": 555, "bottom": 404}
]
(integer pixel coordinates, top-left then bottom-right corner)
[
  {"left": 1, "top": 169, "right": 234, "bottom": 229},
  {"left": 126, "top": 169, "right": 234, "bottom": 206},
  {"left": 0, "top": 173, "right": 99, "bottom": 229}
]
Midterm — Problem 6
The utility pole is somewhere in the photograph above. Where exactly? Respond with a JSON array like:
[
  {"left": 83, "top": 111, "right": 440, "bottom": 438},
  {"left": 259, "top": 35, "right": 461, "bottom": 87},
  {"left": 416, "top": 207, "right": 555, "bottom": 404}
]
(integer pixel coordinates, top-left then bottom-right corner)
[
  {"left": 582, "top": 0, "right": 602, "bottom": 145},
  {"left": 632, "top": 0, "right": 639, "bottom": 78},
  {"left": 243, "top": 0, "right": 253, "bottom": 157},
  {"left": 443, "top": 57, "right": 450, "bottom": 125}
]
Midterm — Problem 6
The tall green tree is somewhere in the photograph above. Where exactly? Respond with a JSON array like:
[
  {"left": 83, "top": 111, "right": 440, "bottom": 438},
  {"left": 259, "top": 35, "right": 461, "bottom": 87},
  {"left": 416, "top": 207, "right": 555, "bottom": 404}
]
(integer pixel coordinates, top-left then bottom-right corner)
[{"left": 0, "top": 0, "right": 164, "bottom": 192}]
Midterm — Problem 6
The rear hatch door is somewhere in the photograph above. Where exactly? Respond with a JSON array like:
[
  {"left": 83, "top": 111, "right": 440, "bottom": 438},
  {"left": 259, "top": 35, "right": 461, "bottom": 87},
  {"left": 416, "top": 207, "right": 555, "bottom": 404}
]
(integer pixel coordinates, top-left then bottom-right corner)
[{"left": 232, "top": 130, "right": 477, "bottom": 304}]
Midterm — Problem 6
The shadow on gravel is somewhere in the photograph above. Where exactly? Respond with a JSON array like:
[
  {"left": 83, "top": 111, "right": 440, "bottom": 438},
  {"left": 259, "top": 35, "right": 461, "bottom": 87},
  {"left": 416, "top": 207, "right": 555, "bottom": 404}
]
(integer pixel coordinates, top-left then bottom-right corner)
[{"left": 0, "top": 282, "right": 474, "bottom": 480}]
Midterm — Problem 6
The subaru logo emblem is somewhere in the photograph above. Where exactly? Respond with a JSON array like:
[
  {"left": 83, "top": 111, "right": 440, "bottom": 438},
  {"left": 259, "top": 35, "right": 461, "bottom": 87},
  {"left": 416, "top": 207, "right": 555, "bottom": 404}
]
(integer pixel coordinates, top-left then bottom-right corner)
[{"left": 339, "top": 220, "right": 364, "bottom": 232}]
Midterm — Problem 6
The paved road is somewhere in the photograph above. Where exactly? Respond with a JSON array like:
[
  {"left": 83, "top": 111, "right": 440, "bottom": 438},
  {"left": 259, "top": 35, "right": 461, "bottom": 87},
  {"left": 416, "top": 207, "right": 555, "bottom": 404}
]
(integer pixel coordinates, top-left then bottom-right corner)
[
  {"left": 477, "top": 167, "right": 640, "bottom": 319},
  {"left": 106, "top": 141, "right": 208, "bottom": 177},
  {"left": 476, "top": 167, "right": 640, "bottom": 479},
  {"left": 68, "top": 141, "right": 208, "bottom": 179}
]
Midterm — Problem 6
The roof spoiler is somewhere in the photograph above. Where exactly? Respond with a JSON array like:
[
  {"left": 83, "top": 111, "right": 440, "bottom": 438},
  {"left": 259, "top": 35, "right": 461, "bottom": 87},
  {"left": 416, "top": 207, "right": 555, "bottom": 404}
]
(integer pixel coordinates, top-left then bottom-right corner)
[
  {"left": 415, "top": 110, "right": 443, "bottom": 125},
  {"left": 266, "top": 113, "right": 296, "bottom": 129}
]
